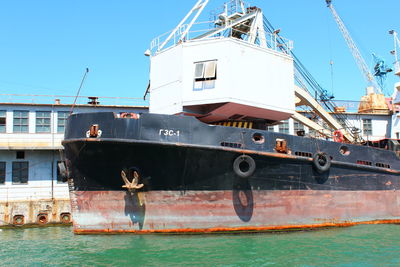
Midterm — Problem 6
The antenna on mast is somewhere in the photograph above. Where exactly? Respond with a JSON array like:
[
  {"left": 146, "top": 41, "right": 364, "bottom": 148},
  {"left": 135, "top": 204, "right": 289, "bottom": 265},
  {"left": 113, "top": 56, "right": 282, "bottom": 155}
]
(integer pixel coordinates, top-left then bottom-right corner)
[{"left": 70, "top": 68, "right": 89, "bottom": 115}]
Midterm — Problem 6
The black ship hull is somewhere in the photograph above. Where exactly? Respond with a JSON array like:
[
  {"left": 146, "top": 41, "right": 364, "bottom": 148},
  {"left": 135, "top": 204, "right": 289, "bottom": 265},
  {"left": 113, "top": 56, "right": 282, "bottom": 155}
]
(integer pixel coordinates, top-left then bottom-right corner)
[{"left": 62, "top": 112, "right": 400, "bottom": 233}]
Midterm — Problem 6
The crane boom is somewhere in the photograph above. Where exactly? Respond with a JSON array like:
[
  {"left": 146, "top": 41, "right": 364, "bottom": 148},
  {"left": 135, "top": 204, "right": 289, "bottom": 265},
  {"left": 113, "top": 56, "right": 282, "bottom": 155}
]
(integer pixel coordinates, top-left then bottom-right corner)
[
  {"left": 326, "top": 0, "right": 382, "bottom": 94},
  {"left": 389, "top": 30, "right": 400, "bottom": 76}
]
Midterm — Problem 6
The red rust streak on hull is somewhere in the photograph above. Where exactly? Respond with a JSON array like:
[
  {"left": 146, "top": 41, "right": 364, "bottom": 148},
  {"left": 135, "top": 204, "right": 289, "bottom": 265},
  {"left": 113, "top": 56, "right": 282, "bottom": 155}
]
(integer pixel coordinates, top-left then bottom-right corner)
[
  {"left": 74, "top": 219, "right": 400, "bottom": 235},
  {"left": 71, "top": 190, "right": 400, "bottom": 234}
]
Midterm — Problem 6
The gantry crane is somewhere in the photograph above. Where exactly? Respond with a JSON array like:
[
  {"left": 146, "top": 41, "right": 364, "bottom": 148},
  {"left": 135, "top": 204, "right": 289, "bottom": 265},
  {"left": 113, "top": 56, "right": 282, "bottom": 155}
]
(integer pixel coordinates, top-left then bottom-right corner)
[{"left": 326, "top": 0, "right": 383, "bottom": 94}]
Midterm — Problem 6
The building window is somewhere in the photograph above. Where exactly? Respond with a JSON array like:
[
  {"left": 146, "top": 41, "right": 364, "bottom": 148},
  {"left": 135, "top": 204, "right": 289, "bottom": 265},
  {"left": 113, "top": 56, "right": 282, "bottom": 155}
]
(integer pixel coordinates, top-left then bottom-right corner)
[
  {"left": 279, "top": 120, "right": 290, "bottom": 134},
  {"left": 0, "top": 111, "right": 6, "bottom": 133},
  {"left": 0, "top": 162, "right": 5, "bottom": 184},
  {"left": 12, "top": 162, "right": 29, "bottom": 184},
  {"left": 57, "top": 111, "right": 69, "bottom": 133},
  {"left": 294, "top": 121, "right": 305, "bottom": 136},
  {"left": 16, "top": 151, "right": 25, "bottom": 159},
  {"left": 293, "top": 121, "right": 304, "bottom": 132},
  {"left": 13, "top": 110, "right": 29, "bottom": 133},
  {"left": 267, "top": 126, "right": 275, "bottom": 132},
  {"left": 193, "top": 60, "right": 217, "bottom": 91},
  {"left": 363, "top": 119, "right": 372, "bottom": 136},
  {"left": 36, "top": 111, "right": 51, "bottom": 133}
]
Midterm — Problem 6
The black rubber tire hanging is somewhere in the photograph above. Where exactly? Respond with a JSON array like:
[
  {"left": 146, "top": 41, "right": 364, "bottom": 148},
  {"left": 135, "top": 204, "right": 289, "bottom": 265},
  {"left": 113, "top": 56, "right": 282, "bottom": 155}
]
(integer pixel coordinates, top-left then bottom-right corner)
[
  {"left": 233, "top": 155, "right": 256, "bottom": 178},
  {"left": 313, "top": 152, "right": 331, "bottom": 173}
]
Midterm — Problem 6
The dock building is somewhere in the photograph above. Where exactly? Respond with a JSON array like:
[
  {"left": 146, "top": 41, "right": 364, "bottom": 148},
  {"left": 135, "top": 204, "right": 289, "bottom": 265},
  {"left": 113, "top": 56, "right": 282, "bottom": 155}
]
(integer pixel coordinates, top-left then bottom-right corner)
[{"left": 0, "top": 95, "right": 147, "bottom": 226}]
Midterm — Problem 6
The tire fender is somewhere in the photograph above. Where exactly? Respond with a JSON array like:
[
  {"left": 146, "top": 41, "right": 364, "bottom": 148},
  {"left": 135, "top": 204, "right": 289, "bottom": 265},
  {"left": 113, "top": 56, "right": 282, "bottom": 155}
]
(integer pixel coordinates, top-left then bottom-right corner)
[
  {"left": 233, "top": 155, "right": 256, "bottom": 178},
  {"left": 313, "top": 152, "right": 331, "bottom": 173}
]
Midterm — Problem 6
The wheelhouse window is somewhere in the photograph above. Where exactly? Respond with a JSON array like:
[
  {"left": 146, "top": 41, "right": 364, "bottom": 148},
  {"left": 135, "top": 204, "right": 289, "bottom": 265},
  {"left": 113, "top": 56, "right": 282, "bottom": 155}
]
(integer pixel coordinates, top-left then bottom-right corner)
[
  {"left": 0, "top": 162, "right": 5, "bottom": 184},
  {"left": 57, "top": 111, "right": 69, "bottom": 133},
  {"left": 36, "top": 111, "right": 51, "bottom": 133},
  {"left": 193, "top": 60, "right": 217, "bottom": 91},
  {"left": 12, "top": 161, "right": 29, "bottom": 184},
  {"left": 13, "top": 111, "right": 29, "bottom": 133},
  {"left": 0, "top": 111, "right": 6, "bottom": 133},
  {"left": 279, "top": 120, "right": 290, "bottom": 134},
  {"left": 362, "top": 119, "right": 372, "bottom": 136}
]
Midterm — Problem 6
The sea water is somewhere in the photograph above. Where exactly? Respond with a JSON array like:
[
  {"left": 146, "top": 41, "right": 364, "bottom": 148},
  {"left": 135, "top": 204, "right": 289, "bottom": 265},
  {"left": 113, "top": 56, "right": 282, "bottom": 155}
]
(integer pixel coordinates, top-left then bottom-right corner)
[{"left": 0, "top": 225, "right": 399, "bottom": 267}]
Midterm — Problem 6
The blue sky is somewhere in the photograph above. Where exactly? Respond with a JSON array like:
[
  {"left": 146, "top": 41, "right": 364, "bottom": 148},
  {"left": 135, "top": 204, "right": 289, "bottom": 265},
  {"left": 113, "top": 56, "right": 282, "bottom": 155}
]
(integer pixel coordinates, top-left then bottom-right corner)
[{"left": 0, "top": 0, "right": 399, "bottom": 105}]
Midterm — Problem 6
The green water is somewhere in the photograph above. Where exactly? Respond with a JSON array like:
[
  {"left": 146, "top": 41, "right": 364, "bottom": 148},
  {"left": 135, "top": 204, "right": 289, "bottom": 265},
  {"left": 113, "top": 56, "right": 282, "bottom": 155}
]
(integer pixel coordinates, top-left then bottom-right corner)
[{"left": 0, "top": 225, "right": 399, "bottom": 267}]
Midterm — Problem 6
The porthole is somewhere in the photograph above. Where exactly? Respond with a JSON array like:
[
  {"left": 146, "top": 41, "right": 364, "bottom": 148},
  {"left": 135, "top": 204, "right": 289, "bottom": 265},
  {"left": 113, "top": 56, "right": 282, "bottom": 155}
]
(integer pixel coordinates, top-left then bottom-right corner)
[
  {"left": 252, "top": 133, "right": 265, "bottom": 144},
  {"left": 339, "top": 146, "right": 350, "bottom": 156}
]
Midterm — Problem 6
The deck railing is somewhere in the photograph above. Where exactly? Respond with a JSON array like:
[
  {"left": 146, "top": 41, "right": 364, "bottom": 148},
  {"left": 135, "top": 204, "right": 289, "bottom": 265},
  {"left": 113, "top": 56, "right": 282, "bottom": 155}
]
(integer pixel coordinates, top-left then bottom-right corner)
[{"left": 150, "top": 20, "right": 293, "bottom": 55}]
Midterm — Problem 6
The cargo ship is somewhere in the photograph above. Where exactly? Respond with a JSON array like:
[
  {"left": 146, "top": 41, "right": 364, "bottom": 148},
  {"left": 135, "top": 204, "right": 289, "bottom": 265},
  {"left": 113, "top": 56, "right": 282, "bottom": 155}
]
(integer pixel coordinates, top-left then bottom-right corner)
[{"left": 62, "top": 0, "right": 400, "bottom": 234}]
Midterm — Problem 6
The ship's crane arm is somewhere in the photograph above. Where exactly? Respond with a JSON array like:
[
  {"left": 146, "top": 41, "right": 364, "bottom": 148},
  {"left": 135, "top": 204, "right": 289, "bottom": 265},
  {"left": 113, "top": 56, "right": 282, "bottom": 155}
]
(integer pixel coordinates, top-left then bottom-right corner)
[
  {"left": 326, "top": 0, "right": 382, "bottom": 94},
  {"left": 389, "top": 30, "right": 400, "bottom": 76},
  {"left": 158, "top": 0, "right": 210, "bottom": 52}
]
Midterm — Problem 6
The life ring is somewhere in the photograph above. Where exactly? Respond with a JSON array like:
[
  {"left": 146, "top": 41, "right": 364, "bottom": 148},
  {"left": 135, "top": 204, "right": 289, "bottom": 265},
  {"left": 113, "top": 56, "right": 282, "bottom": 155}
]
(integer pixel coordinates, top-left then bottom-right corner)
[
  {"left": 313, "top": 152, "right": 331, "bottom": 173},
  {"left": 121, "top": 113, "right": 139, "bottom": 119},
  {"left": 233, "top": 155, "right": 256, "bottom": 178},
  {"left": 333, "top": 130, "right": 344, "bottom": 143}
]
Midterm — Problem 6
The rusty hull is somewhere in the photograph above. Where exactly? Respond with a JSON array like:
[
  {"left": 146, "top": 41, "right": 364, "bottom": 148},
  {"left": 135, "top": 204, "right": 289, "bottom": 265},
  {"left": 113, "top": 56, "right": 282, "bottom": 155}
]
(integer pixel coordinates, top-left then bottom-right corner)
[
  {"left": 63, "top": 112, "right": 400, "bottom": 234},
  {"left": 70, "top": 190, "right": 400, "bottom": 234}
]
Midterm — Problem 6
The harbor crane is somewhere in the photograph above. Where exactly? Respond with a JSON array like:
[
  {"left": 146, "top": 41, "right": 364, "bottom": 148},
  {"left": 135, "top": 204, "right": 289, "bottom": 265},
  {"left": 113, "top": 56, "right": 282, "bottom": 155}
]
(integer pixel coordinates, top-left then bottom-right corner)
[
  {"left": 326, "top": 0, "right": 383, "bottom": 94},
  {"left": 372, "top": 54, "right": 392, "bottom": 92},
  {"left": 389, "top": 30, "right": 400, "bottom": 77}
]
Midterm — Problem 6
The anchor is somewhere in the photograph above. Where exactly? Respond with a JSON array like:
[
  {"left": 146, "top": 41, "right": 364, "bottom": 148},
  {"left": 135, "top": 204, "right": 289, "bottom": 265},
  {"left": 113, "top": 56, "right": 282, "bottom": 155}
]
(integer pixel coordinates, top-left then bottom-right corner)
[{"left": 121, "top": 169, "right": 144, "bottom": 191}]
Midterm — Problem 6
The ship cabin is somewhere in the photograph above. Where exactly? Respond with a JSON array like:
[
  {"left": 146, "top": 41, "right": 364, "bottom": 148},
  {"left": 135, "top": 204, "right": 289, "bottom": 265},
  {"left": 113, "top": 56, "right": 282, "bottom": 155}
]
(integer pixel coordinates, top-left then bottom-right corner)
[{"left": 148, "top": 0, "right": 295, "bottom": 126}]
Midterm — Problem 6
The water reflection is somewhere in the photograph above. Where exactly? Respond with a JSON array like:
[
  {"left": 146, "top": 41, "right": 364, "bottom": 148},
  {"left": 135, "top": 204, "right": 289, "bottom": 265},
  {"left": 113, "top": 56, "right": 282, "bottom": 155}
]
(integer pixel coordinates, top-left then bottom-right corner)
[
  {"left": 232, "top": 177, "right": 254, "bottom": 222},
  {"left": 124, "top": 191, "right": 146, "bottom": 229}
]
